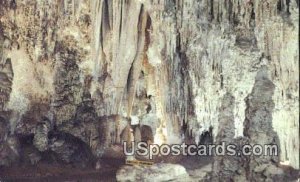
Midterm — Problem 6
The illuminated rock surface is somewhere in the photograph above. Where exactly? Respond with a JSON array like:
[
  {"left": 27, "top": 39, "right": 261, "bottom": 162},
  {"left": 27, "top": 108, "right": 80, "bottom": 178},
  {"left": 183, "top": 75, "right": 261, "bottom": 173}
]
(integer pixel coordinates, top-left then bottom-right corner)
[{"left": 116, "top": 163, "right": 190, "bottom": 182}]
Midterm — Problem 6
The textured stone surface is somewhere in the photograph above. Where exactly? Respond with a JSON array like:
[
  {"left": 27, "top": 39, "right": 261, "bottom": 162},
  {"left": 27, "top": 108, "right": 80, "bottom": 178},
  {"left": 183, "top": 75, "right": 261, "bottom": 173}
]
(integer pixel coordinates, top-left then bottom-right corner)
[
  {"left": 0, "top": 136, "right": 20, "bottom": 167},
  {"left": 116, "top": 163, "right": 190, "bottom": 182},
  {"left": 211, "top": 68, "right": 283, "bottom": 181},
  {"left": 47, "top": 132, "right": 95, "bottom": 168},
  {"left": 212, "top": 92, "right": 244, "bottom": 180},
  {"left": 0, "top": 0, "right": 298, "bottom": 173},
  {"left": 0, "top": 58, "right": 13, "bottom": 110}
]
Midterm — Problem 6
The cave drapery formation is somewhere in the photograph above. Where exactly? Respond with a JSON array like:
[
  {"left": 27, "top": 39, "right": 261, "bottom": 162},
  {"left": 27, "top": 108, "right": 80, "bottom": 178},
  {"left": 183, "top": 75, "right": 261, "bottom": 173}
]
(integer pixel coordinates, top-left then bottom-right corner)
[{"left": 0, "top": 0, "right": 299, "bottom": 178}]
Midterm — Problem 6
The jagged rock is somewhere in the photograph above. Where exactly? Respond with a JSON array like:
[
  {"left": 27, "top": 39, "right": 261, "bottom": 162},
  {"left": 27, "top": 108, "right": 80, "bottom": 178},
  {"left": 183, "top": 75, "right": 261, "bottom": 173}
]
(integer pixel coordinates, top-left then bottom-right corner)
[
  {"left": 0, "top": 136, "right": 20, "bottom": 167},
  {"left": 33, "top": 118, "right": 53, "bottom": 152},
  {"left": 0, "top": 58, "right": 13, "bottom": 110},
  {"left": 56, "top": 99, "right": 100, "bottom": 154},
  {"left": 27, "top": 151, "right": 41, "bottom": 165},
  {"left": 21, "top": 145, "right": 42, "bottom": 165},
  {"left": 212, "top": 92, "right": 241, "bottom": 180},
  {"left": 99, "top": 115, "right": 129, "bottom": 151},
  {"left": 47, "top": 132, "right": 95, "bottom": 168},
  {"left": 0, "top": 115, "right": 20, "bottom": 167},
  {"left": 0, "top": 116, "right": 8, "bottom": 143},
  {"left": 211, "top": 68, "right": 287, "bottom": 181},
  {"left": 0, "top": 0, "right": 298, "bottom": 173},
  {"left": 211, "top": 93, "right": 250, "bottom": 181},
  {"left": 216, "top": 92, "right": 236, "bottom": 142},
  {"left": 0, "top": 143, "right": 17, "bottom": 167},
  {"left": 52, "top": 40, "right": 83, "bottom": 125},
  {"left": 15, "top": 103, "right": 50, "bottom": 137},
  {"left": 244, "top": 67, "right": 281, "bottom": 180},
  {"left": 188, "top": 163, "right": 212, "bottom": 180}
]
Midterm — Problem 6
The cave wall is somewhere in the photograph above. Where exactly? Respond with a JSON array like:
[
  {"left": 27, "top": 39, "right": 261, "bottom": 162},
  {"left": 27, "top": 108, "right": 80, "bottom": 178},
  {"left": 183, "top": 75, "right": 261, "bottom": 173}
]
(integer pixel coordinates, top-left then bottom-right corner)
[{"left": 0, "top": 0, "right": 298, "bottom": 169}]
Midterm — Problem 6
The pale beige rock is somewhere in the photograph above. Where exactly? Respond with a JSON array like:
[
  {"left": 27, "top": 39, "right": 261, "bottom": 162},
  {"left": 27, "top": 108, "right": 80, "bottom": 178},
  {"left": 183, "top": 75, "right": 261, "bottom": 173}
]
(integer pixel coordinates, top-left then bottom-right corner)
[{"left": 116, "top": 163, "right": 191, "bottom": 182}]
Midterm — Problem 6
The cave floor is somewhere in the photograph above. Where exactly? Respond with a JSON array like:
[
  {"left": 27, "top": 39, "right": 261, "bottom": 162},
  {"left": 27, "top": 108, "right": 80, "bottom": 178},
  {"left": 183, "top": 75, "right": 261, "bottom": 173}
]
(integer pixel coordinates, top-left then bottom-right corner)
[
  {"left": 0, "top": 155, "right": 213, "bottom": 182},
  {"left": 0, "top": 158, "right": 123, "bottom": 182},
  {"left": 1, "top": 156, "right": 299, "bottom": 181},
  {"left": 0, "top": 159, "right": 120, "bottom": 182}
]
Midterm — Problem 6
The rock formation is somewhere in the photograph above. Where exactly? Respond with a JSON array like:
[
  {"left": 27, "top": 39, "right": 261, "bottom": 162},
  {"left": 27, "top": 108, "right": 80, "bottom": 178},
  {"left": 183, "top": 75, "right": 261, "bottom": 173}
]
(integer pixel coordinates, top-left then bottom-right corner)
[
  {"left": 211, "top": 68, "right": 284, "bottom": 181},
  {"left": 0, "top": 0, "right": 299, "bottom": 180},
  {"left": 116, "top": 163, "right": 191, "bottom": 182}
]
